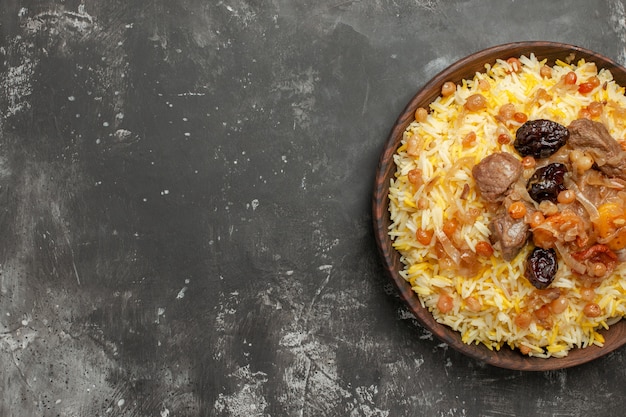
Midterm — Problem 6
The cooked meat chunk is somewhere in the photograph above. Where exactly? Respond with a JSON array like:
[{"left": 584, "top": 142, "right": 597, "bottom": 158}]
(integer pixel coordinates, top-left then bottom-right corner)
[
  {"left": 568, "top": 118, "right": 626, "bottom": 180},
  {"left": 489, "top": 206, "right": 531, "bottom": 261},
  {"left": 472, "top": 152, "right": 523, "bottom": 203}
]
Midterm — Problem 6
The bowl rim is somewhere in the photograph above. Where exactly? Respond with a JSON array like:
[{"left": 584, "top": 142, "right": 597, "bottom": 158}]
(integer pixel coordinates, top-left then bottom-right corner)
[{"left": 372, "top": 41, "right": 626, "bottom": 371}]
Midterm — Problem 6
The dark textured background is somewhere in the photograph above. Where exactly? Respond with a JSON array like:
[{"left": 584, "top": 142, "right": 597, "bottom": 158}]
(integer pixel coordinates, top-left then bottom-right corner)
[{"left": 1, "top": 0, "right": 626, "bottom": 416}]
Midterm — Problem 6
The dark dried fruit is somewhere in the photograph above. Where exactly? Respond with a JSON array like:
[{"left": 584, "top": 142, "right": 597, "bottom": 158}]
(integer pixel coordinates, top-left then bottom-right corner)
[
  {"left": 514, "top": 119, "right": 569, "bottom": 159},
  {"left": 527, "top": 163, "right": 567, "bottom": 203},
  {"left": 525, "top": 247, "right": 558, "bottom": 289}
]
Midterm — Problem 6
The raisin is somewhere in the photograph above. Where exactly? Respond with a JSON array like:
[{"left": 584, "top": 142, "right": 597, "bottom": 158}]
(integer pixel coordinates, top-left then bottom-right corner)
[
  {"left": 527, "top": 163, "right": 567, "bottom": 203},
  {"left": 514, "top": 119, "right": 569, "bottom": 159},
  {"left": 525, "top": 247, "right": 558, "bottom": 289}
]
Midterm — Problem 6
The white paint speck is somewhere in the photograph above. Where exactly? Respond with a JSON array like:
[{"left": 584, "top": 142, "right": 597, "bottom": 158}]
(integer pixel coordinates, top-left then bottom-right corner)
[
  {"left": 114, "top": 129, "right": 132, "bottom": 141},
  {"left": 161, "top": 189, "right": 170, "bottom": 195},
  {"left": 68, "top": 96, "right": 75, "bottom": 101},
  {"left": 117, "top": 399, "right": 125, "bottom": 407},
  {"left": 251, "top": 199, "right": 259, "bottom": 211},
  {"left": 176, "top": 287, "right": 187, "bottom": 299},
  {"left": 156, "top": 307, "right": 166, "bottom": 324}
]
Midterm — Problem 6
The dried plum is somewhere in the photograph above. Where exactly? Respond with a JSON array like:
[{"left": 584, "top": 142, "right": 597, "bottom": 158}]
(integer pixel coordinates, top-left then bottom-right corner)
[
  {"left": 527, "top": 163, "right": 567, "bottom": 203},
  {"left": 525, "top": 247, "right": 558, "bottom": 289},
  {"left": 514, "top": 119, "right": 569, "bottom": 159}
]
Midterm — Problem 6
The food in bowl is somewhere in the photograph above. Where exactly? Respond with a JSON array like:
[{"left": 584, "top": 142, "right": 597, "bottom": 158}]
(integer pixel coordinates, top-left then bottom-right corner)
[{"left": 388, "top": 53, "right": 626, "bottom": 358}]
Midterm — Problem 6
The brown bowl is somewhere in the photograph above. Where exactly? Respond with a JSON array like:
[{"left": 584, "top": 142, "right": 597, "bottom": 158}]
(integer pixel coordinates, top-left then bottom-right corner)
[{"left": 372, "top": 41, "right": 626, "bottom": 371}]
